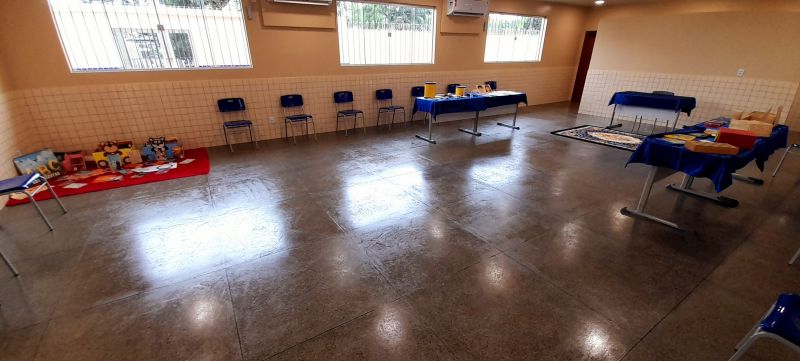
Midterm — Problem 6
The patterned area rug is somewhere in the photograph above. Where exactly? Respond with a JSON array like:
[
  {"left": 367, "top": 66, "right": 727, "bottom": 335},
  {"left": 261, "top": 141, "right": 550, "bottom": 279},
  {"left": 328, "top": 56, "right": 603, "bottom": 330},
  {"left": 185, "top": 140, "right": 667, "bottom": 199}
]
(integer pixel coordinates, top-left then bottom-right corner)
[{"left": 551, "top": 125, "right": 645, "bottom": 151}]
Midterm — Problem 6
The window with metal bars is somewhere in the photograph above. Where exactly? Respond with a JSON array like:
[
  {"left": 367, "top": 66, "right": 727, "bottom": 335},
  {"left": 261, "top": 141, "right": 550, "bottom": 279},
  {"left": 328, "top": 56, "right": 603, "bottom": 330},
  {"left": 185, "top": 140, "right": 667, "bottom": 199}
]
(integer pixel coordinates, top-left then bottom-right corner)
[
  {"left": 47, "top": 0, "right": 252, "bottom": 72},
  {"left": 336, "top": 1, "right": 436, "bottom": 66},
  {"left": 484, "top": 13, "right": 547, "bottom": 63}
]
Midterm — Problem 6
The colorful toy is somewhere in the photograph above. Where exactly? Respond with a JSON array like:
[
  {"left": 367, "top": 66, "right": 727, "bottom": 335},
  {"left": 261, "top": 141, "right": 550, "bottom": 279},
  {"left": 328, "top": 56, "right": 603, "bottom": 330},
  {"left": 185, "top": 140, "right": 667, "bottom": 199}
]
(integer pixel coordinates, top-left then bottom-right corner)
[
  {"left": 92, "top": 141, "right": 134, "bottom": 170},
  {"left": 13, "top": 149, "right": 64, "bottom": 179},
  {"left": 142, "top": 137, "right": 183, "bottom": 163},
  {"left": 55, "top": 150, "right": 86, "bottom": 173}
]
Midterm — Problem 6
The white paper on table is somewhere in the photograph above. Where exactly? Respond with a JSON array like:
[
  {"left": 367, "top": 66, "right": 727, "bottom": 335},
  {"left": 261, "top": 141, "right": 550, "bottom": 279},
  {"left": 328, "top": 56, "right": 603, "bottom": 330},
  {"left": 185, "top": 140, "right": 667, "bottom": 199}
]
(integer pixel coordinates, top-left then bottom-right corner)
[
  {"left": 63, "top": 183, "right": 87, "bottom": 189},
  {"left": 179, "top": 159, "right": 195, "bottom": 165}
]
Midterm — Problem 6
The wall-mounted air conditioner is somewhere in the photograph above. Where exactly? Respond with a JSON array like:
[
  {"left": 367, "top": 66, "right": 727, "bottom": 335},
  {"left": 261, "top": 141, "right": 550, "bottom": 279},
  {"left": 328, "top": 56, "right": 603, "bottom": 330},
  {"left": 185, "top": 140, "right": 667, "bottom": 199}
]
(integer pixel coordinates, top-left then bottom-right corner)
[
  {"left": 273, "top": 0, "right": 332, "bottom": 5},
  {"left": 447, "top": 0, "right": 488, "bottom": 17}
]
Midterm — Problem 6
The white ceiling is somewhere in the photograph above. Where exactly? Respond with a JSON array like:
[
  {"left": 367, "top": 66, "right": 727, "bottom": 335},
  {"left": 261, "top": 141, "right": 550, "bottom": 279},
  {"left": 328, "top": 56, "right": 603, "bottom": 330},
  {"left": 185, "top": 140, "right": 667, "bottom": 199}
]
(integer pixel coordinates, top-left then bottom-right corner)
[{"left": 543, "top": 0, "right": 666, "bottom": 6}]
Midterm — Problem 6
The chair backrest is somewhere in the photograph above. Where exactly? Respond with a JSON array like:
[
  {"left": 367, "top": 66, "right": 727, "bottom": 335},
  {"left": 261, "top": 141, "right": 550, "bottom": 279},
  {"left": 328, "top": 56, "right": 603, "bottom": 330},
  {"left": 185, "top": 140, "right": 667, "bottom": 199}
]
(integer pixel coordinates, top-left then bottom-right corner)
[
  {"left": 447, "top": 84, "right": 460, "bottom": 94},
  {"left": 410, "top": 86, "right": 425, "bottom": 97},
  {"left": 652, "top": 91, "right": 675, "bottom": 96},
  {"left": 280, "top": 94, "right": 304, "bottom": 108},
  {"left": 376, "top": 89, "right": 393, "bottom": 101},
  {"left": 376, "top": 89, "right": 394, "bottom": 107},
  {"left": 485, "top": 81, "right": 498, "bottom": 91},
  {"left": 218, "top": 98, "right": 246, "bottom": 112},
  {"left": 333, "top": 91, "right": 354, "bottom": 104}
]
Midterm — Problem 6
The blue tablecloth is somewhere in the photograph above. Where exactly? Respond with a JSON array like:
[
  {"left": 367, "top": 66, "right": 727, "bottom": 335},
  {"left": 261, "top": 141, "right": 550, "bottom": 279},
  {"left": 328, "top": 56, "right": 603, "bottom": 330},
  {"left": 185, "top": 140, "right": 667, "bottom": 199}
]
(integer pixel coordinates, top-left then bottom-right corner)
[
  {"left": 609, "top": 91, "right": 697, "bottom": 116},
  {"left": 414, "top": 92, "right": 528, "bottom": 118},
  {"left": 627, "top": 124, "right": 789, "bottom": 192}
]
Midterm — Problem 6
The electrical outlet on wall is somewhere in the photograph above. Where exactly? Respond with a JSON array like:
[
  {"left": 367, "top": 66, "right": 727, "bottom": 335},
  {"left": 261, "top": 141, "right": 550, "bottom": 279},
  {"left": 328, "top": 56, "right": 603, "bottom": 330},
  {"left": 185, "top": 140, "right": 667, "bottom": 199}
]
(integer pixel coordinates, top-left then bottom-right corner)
[
  {"left": 268, "top": 116, "right": 276, "bottom": 124},
  {"left": 737, "top": 68, "right": 745, "bottom": 77}
]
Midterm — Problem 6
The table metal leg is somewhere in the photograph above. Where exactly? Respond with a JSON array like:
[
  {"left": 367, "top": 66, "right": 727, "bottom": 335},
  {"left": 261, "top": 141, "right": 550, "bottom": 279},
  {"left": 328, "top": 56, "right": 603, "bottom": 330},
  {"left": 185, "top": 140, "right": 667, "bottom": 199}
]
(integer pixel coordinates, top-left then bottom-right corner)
[
  {"left": 672, "top": 112, "right": 680, "bottom": 131},
  {"left": 459, "top": 111, "right": 483, "bottom": 136},
  {"left": 790, "top": 247, "right": 800, "bottom": 265},
  {"left": 666, "top": 174, "right": 739, "bottom": 208},
  {"left": 732, "top": 173, "right": 764, "bottom": 185},
  {"left": 497, "top": 104, "right": 521, "bottom": 130},
  {"left": 606, "top": 105, "right": 623, "bottom": 129},
  {"left": 0, "top": 250, "right": 18, "bottom": 276},
  {"left": 415, "top": 113, "right": 437, "bottom": 144},
  {"left": 620, "top": 166, "right": 683, "bottom": 230}
]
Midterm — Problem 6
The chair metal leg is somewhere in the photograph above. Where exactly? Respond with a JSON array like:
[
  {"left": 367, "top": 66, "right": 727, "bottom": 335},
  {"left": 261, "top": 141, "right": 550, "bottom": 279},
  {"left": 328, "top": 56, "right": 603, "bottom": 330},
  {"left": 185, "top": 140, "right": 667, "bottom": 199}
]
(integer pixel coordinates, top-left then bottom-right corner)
[
  {"left": 25, "top": 192, "right": 54, "bottom": 231},
  {"left": 310, "top": 120, "right": 318, "bottom": 142},
  {"left": 290, "top": 122, "right": 297, "bottom": 145},
  {"left": 390, "top": 110, "right": 396, "bottom": 130},
  {"left": 223, "top": 126, "right": 233, "bottom": 152},
  {"left": 728, "top": 334, "right": 758, "bottom": 361},
  {"left": 43, "top": 178, "right": 67, "bottom": 214},
  {"left": 0, "top": 250, "right": 18, "bottom": 276},
  {"left": 249, "top": 125, "right": 258, "bottom": 149},
  {"left": 790, "top": 247, "right": 800, "bottom": 265},
  {"left": 772, "top": 146, "right": 793, "bottom": 177},
  {"left": 361, "top": 114, "right": 366, "bottom": 135}
]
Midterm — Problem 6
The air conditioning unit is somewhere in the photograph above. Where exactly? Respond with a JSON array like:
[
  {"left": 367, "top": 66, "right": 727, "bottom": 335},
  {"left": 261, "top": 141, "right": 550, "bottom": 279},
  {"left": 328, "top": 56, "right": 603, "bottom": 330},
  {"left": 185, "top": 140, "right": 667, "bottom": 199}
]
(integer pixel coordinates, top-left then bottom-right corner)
[
  {"left": 273, "top": 0, "right": 331, "bottom": 5},
  {"left": 447, "top": 0, "right": 488, "bottom": 17}
]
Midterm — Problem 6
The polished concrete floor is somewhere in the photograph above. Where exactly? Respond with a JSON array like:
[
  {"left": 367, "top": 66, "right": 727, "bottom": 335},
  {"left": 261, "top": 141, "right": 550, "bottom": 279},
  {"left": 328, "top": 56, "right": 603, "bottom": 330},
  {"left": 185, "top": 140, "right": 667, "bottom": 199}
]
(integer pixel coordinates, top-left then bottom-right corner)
[{"left": 0, "top": 102, "right": 799, "bottom": 361}]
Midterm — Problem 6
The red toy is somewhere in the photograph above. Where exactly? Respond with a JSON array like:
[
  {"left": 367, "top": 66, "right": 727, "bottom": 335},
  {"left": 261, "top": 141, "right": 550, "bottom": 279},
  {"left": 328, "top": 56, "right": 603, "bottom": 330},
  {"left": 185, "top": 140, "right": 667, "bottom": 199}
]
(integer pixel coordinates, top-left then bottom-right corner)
[{"left": 717, "top": 128, "right": 757, "bottom": 150}]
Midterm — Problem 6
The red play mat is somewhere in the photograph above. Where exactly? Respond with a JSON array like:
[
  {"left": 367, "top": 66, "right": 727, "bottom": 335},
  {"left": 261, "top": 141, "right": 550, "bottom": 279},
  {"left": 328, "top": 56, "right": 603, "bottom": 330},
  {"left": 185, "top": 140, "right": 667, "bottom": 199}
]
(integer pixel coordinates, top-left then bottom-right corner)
[{"left": 6, "top": 148, "right": 210, "bottom": 206}]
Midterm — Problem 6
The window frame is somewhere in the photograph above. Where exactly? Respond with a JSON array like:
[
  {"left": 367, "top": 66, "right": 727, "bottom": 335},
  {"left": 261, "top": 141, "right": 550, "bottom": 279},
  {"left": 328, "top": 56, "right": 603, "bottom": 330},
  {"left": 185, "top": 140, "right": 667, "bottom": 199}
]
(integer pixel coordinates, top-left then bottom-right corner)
[
  {"left": 47, "top": 0, "right": 253, "bottom": 73},
  {"left": 483, "top": 12, "right": 548, "bottom": 64},
  {"left": 335, "top": 0, "right": 438, "bottom": 67}
]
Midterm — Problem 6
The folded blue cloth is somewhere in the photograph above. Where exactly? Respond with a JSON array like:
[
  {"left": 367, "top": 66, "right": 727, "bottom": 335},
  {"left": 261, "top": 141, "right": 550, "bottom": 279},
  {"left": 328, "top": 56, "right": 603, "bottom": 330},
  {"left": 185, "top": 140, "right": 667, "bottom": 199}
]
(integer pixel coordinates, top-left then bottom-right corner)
[
  {"left": 609, "top": 91, "right": 697, "bottom": 116},
  {"left": 414, "top": 92, "right": 528, "bottom": 118}
]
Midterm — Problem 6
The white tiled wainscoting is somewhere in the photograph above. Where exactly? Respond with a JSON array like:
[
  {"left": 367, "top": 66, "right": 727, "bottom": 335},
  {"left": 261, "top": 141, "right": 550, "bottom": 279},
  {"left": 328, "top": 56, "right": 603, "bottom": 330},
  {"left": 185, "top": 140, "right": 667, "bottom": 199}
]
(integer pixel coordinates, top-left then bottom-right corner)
[
  {"left": 18, "top": 66, "right": 576, "bottom": 152},
  {"left": 0, "top": 90, "right": 38, "bottom": 180},
  {"left": 578, "top": 70, "right": 798, "bottom": 127}
]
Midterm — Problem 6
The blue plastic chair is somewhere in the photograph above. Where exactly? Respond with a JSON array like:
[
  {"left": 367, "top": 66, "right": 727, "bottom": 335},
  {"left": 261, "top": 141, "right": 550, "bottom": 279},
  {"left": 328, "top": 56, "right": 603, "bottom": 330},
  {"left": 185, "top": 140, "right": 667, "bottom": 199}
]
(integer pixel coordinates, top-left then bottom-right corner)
[
  {"left": 409, "top": 86, "right": 425, "bottom": 122},
  {"left": 0, "top": 172, "right": 67, "bottom": 231},
  {"left": 217, "top": 98, "right": 257, "bottom": 152},
  {"left": 334, "top": 91, "right": 365, "bottom": 136},
  {"left": 446, "top": 83, "right": 460, "bottom": 94},
  {"left": 280, "top": 94, "right": 316, "bottom": 144},
  {"left": 375, "top": 89, "right": 406, "bottom": 129},
  {"left": 729, "top": 293, "right": 800, "bottom": 360}
]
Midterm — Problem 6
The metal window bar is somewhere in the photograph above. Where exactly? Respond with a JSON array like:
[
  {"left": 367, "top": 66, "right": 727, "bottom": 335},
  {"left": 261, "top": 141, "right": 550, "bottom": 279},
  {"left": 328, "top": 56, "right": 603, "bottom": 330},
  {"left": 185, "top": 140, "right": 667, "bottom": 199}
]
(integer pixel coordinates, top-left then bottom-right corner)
[
  {"left": 336, "top": 1, "right": 435, "bottom": 66},
  {"left": 46, "top": 0, "right": 251, "bottom": 72},
  {"left": 485, "top": 13, "right": 547, "bottom": 63}
]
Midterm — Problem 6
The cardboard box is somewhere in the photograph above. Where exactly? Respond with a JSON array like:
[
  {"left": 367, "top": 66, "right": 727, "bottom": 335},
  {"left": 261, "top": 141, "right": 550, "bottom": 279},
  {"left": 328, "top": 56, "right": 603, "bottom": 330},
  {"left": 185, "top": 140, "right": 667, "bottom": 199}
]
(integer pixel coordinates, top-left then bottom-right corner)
[
  {"left": 685, "top": 140, "right": 739, "bottom": 155},
  {"left": 728, "top": 119, "right": 773, "bottom": 137},
  {"left": 730, "top": 106, "right": 783, "bottom": 125},
  {"left": 717, "top": 128, "right": 757, "bottom": 150}
]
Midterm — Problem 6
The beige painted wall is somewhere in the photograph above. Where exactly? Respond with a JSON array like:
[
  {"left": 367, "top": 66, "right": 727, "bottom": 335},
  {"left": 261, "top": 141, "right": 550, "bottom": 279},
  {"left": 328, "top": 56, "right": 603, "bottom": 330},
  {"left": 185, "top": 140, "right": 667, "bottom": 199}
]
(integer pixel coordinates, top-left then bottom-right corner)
[
  {"left": 0, "top": 0, "right": 588, "bottom": 90},
  {"left": 589, "top": 11, "right": 800, "bottom": 81},
  {"left": 582, "top": 0, "right": 800, "bottom": 126},
  {"left": 584, "top": 0, "right": 800, "bottom": 31}
]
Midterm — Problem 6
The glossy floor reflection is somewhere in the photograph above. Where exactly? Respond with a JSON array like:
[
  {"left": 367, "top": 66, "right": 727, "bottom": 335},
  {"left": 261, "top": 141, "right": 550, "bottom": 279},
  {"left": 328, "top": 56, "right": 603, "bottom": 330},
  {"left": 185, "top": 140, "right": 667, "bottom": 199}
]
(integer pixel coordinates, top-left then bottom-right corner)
[{"left": 1, "top": 102, "right": 799, "bottom": 361}]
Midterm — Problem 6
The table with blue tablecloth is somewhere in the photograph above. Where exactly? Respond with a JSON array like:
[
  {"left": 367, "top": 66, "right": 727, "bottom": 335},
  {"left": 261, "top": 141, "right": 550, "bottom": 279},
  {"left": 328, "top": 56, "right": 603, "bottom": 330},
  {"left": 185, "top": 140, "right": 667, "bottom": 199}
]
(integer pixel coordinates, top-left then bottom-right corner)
[
  {"left": 607, "top": 91, "right": 697, "bottom": 132},
  {"left": 621, "top": 123, "right": 789, "bottom": 230},
  {"left": 412, "top": 91, "right": 528, "bottom": 144}
]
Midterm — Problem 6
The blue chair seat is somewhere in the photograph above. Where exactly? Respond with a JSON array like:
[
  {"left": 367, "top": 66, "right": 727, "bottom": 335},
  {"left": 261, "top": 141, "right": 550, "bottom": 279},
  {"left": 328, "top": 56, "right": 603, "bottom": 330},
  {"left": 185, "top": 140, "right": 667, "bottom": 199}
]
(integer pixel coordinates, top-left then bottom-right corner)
[
  {"left": 223, "top": 120, "right": 253, "bottom": 128},
  {"left": 760, "top": 294, "right": 800, "bottom": 345},
  {"left": 338, "top": 109, "right": 363, "bottom": 116},
  {"left": 0, "top": 173, "right": 42, "bottom": 194},
  {"left": 379, "top": 106, "right": 405, "bottom": 111},
  {"left": 286, "top": 114, "right": 313, "bottom": 122}
]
